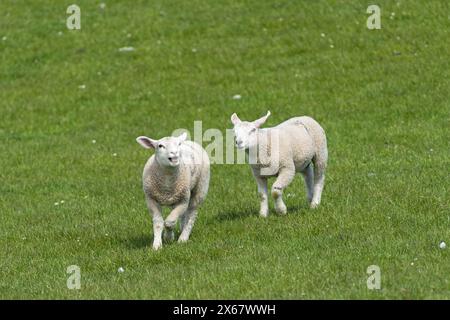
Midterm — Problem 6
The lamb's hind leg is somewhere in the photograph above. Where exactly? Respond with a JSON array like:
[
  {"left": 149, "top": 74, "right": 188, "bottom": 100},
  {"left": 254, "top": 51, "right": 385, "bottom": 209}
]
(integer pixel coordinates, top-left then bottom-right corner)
[
  {"left": 301, "top": 163, "right": 314, "bottom": 204},
  {"left": 311, "top": 159, "right": 327, "bottom": 209},
  {"left": 180, "top": 212, "right": 187, "bottom": 232},
  {"left": 178, "top": 208, "right": 197, "bottom": 243},
  {"left": 271, "top": 165, "right": 296, "bottom": 214}
]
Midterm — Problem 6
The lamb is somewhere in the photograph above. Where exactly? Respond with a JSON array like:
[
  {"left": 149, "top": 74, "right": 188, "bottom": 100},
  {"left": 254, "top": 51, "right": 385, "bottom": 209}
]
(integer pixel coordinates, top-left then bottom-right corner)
[
  {"left": 136, "top": 132, "right": 210, "bottom": 250},
  {"left": 230, "top": 111, "right": 328, "bottom": 216}
]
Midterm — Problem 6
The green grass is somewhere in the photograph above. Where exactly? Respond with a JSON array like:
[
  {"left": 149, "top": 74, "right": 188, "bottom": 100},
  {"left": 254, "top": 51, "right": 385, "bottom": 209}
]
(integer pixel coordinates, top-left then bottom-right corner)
[{"left": 1, "top": 0, "right": 449, "bottom": 299}]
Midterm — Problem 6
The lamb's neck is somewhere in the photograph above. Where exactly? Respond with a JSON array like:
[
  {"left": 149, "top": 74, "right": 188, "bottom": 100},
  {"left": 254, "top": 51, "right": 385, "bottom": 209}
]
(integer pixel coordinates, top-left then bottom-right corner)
[
  {"left": 246, "top": 129, "right": 273, "bottom": 166},
  {"left": 248, "top": 129, "right": 271, "bottom": 151},
  {"left": 154, "top": 160, "right": 181, "bottom": 177}
]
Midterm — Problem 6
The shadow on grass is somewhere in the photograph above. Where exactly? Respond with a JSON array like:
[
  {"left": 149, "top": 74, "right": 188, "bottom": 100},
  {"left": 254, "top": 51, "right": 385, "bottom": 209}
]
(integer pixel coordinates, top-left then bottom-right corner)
[
  {"left": 212, "top": 202, "right": 309, "bottom": 223},
  {"left": 123, "top": 233, "right": 152, "bottom": 250},
  {"left": 123, "top": 231, "right": 185, "bottom": 250},
  {"left": 123, "top": 203, "right": 309, "bottom": 249},
  {"left": 286, "top": 203, "right": 309, "bottom": 214},
  {"left": 214, "top": 207, "right": 256, "bottom": 222}
]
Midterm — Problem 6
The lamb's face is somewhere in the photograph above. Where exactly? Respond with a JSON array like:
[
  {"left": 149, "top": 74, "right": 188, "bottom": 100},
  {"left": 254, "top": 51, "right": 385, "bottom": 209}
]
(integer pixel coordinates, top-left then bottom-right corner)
[
  {"left": 155, "top": 137, "right": 183, "bottom": 167},
  {"left": 230, "top": 111, "right": 271, "bottom": 150},
  {"left": 233, "top": 122, "right": 258, "bottom": 150},
  {"left": 136, "top": 132, "right": 187, "bottom": 168}
]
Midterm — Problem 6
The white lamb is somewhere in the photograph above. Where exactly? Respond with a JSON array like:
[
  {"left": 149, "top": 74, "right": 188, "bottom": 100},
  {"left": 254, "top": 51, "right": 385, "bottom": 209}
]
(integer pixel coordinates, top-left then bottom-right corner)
[
  {"left": 231, "top": 111, "right": 328, "bottom": 216},
  {"left": 136, "top": 132, "right": 210, "bottom": 250}
]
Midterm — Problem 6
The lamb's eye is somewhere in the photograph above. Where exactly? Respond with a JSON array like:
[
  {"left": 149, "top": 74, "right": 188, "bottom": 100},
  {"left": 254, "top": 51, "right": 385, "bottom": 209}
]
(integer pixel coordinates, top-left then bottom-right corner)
[
  {"left": 158, "top": 144, "right": 164, "bottom": 149},
  {"left": 250, "top": 128, "right": 257, "bottom": 133}
]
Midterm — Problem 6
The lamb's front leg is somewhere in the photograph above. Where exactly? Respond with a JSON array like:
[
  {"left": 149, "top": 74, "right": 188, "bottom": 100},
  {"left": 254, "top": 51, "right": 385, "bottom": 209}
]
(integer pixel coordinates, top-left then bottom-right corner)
[
  {"left": 271, "top": 165, "right": 295, "bottom": 215},
  {"left": 253, "top": 173, "right": 269, "bottom": 217},
  {"left": 145, "top": 197, "right": 164, "bottom": 250},
  {"left": 164, "top": 201, "right": 189, "bottom": 230}
]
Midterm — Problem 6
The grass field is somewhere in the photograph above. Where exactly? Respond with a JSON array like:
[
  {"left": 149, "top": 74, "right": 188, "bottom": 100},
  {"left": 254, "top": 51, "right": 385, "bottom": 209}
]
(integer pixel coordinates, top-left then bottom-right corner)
[{"left": 1, "top": 0, "right": 449, "bottom": 299}]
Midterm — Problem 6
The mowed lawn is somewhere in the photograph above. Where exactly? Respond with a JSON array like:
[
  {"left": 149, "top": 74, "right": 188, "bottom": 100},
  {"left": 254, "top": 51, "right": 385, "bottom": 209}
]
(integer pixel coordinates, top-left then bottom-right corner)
[{"left": 1, "top": 0, "right": 449, "bottom": 299}]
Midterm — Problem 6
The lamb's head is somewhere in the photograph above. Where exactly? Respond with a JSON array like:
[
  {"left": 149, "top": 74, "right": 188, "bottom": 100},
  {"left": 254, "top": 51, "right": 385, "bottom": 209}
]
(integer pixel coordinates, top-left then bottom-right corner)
[
  {"left": 136, "top": 132, "right": 187, "bottom": 167},
  {"left": 230, "top": 111, "right": 271, "bottom": 150}
]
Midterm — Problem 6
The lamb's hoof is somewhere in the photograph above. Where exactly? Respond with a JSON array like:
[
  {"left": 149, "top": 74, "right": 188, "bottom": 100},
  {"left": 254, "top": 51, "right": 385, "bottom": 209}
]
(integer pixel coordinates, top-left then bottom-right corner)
[
  {"left": 164, "top": 220, "right": 176, "bottom": 230},
  {"left": 275, "top": 203, "right": 287, "bottom": 215},
  {"left": 152, "top": 242, "right": 162, "bottom": 251},
  {"left": 259, "top": 208, "right": 269, "bottom": 218},
  {"left": 310, "top": 201, "right": 320, "bottom": 209},
  {"left": 178, "top": 236, "right": 189, "bottom": 243}
]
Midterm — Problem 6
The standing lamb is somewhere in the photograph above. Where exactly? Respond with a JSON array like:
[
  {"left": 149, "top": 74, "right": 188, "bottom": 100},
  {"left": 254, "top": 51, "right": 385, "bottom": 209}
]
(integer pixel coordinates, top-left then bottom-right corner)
[
  {"left": 231, "top": 111, "right": 327, "bottom": 216},
  {"left": 136, "top": 132, "right": 210, "bottom": 250}
]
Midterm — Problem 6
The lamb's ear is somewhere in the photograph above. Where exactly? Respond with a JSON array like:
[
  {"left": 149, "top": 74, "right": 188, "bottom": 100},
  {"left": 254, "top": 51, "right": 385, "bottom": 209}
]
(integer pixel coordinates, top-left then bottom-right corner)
[
  {"left": 231, "top": 113, "right": 241, "bottom": 125},
  {"left": 253, "top": 111, "right": 271, "bottom": 128},
  {"left": 177, "top": 132, "right": 187, "bottom": 142},
  {"left": 136, "top": 136, "right": 157, "bottom": 149}
]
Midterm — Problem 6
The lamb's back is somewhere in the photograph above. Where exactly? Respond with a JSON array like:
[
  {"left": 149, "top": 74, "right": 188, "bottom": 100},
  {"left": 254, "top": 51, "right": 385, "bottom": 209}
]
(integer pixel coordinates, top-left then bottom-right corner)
[{"left": 263, "top": 116, "right": 318, "bottom": 169}]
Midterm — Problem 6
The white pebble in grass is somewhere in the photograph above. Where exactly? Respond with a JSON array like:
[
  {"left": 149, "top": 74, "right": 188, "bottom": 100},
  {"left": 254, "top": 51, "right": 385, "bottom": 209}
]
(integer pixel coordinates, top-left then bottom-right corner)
[
  {"left": 92, "top": 139, "right": 96, "bottom": 144},
  {"left": 57, "top": 31, "right": 63, "bottom": 36},
  {"left": 439, "top": 241, "right": 446, "bottom": 249},
  {"left": 113, "top": 153, "right": 117, "bottom": 157},
  {"left": 320, "top": 33, "right": 325, "bottom": 37},
  {"left": 330, "top": 44, "right": 334, "bottom": 48},
  {"left": 118, "top": 46, "right": 135, "bottom": 52},
  {"left": 99, "top": 3, "right": 106, "bottom": 9},
  {"left": 126, "top": 33, "right": 132, "bottom": 38},
  {"left": 78, "top": 84, "right": 86, "bottom": 90},
  {"left": 2, "top": 36, "right": 7, "bottom": 41},
  {"left": 118, "top": 267, "right": 125, "bottom": 273},
  {"left": 54, "top": 202, "right": 59, "bottom": 206},
  {"left": 191, "top": 48, "right": 197, "bottom": 53},
  {"left": 232, "top": 94, "right": 242, "bottom": 100},
  {"left": 60, "top": 200, "right": 65, "bottom": 204}
]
